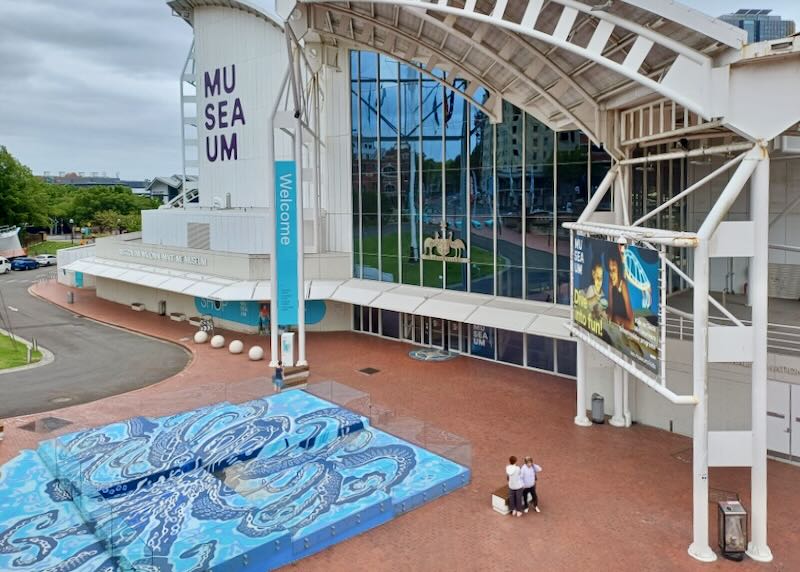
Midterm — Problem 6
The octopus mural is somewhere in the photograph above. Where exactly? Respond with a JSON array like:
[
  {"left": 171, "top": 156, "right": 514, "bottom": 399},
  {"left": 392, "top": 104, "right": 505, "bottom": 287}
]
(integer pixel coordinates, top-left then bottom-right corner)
[{"left": 0, "top": 392, "right": 469, "bottom": 571}]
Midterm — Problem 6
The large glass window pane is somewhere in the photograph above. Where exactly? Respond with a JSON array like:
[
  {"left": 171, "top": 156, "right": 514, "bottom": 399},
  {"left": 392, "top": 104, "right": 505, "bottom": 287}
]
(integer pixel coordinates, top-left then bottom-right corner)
[
  {"left": 444, "top": 80, "right": 469, "bottom": 291},
  {"left": 496, "top": 102, "right": 523, "bottom": 298},
  {"left": 525, "top": 114, "right": 554, "bottom": 301},
  {"left": 379, "top": 56, "right": 400, "bottom": 282},
  {"left": 361, "top": 176, "right": 379, "bottom": 279},
  {"left": 527, "top": 334, "right": 554, "bottom": 371},
  {"left": 370, "top": 307, "right": 380, "bottom": 334},
  {"left": 359, "top": 53, "right": 378, "bottom": 175},
  {"left": 469, "top": 90, "right": 494, "bottom": 295},
  {"left": 399, "top": 65, "right": 421, "bottom": 286},
  {"left": 556, "top": 131, "right": 588, "bottom": 304},
  {"left": 421, "top": 75, "right": 444, "bottom": 289},
  {"left": 556, "top": 339, "right": 577, "bottom": 376},
  {"left": 381, "top": 309, "right": 400, "bottom": 338},
  {"left": 351, "top": 52, "right": 362, "bottom": 277},
  {"left": 353, "top": 304, "right": 361, "bottom": 331},
  {"left": 590, "top": 144, "right": 613, "bottom": 211},
  {"left": 497, "top": 329, "right": 524, "bottom": 365}
]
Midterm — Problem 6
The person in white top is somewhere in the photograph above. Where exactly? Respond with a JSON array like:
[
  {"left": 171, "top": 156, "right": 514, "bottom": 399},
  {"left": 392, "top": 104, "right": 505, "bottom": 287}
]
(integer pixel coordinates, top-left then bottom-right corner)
[
  {"left": 520, "top": 456, "right": 542, "bottom": 513},
  {"left": 505, "top": 456, "right": 524, "bottom": 517}
]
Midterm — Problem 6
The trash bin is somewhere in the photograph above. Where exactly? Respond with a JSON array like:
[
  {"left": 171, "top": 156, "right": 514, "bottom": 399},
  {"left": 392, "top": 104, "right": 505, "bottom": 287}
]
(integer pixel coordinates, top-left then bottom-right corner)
[
  {"left": 591, "top": 393, "right": 605, "bottom": 424},
  {"left": 158, "top": 300, "right": 167, "bottom": 316},
  {"left": 66, "top": 291, "right": 74, "bottom": 304}
]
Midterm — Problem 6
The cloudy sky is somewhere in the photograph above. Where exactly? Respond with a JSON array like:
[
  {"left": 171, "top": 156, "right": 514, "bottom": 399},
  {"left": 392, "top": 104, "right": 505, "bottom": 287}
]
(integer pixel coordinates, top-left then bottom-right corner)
[{"left": 0, "top": 1, "right": 798, "bottom": 180}]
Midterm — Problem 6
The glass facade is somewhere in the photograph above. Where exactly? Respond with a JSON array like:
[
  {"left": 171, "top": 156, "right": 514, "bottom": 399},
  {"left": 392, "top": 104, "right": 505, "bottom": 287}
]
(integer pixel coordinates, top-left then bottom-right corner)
[
  {"left": 352, "top": 306, "right": 577, "bottom": 378},
  {"left": 349, "top": 51, "right": 588, "bottom": 378},
  {"left": 350, "top": 51, "right": 612, "bottom": 304}
]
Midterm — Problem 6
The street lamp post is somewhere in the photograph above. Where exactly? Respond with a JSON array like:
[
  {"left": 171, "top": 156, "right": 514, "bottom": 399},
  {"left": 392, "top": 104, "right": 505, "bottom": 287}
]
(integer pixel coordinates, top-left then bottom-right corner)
[{"left": 69, "top": 218, "right": 74, "bottom": 245}]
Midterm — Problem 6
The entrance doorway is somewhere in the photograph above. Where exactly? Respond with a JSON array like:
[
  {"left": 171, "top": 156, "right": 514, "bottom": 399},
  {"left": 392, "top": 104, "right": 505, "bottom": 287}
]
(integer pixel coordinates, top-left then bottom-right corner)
[{"left": 767, "top": 380, "right": 800, "bottom": 461}]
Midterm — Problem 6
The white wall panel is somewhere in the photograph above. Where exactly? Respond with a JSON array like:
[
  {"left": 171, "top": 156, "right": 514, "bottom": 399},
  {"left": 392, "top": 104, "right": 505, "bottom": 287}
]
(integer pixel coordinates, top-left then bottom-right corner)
[
  {"left": 194, "top": 7, "right": 288, "bottom": 208},
  {"left": 321, "top": 51, "right": 353, "bottom": 254}
]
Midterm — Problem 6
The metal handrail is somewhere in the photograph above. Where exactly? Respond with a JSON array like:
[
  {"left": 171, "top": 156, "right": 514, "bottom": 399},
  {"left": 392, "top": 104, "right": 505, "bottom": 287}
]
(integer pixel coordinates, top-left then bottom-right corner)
[{"left": 664, "top": 307, "right": 800, "bottom": 356}]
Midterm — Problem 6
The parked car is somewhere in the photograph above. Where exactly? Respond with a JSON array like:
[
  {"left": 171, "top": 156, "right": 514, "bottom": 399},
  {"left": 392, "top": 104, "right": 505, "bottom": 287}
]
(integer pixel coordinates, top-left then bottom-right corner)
[
  {"left": 0, "top": 257, "right": 9, "bottom": 274},
  {"left": 10, "top": 257, "right": 39, "bottom": 271},
  {"left": 34, "top": 254, "right": 57, "bottom": 267}
]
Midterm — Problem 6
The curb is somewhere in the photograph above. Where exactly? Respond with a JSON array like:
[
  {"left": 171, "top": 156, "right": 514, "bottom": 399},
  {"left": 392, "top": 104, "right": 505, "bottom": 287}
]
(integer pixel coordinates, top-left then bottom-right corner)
[{"left": 0, "top": 327, "right": 55, "bottom": 376}]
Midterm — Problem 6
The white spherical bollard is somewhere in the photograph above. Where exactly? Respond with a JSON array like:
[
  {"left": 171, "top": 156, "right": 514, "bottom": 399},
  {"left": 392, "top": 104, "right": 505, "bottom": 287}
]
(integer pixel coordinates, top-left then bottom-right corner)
[
  {"left": 248, "top": 345, "right": 264, "bottom": 361},
  {"left": 229, "top": 340, "right": 244, "bottom": 354},
  {"left": 210, "top": 335, "right": 225, "bottom": 349},
  {"left": 194, "top": 331, "right": 209, "bottom": 344}
]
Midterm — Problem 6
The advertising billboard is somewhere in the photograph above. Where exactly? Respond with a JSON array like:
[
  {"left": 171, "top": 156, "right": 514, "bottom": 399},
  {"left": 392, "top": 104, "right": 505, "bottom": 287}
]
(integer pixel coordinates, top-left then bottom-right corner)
[{"left": 572, "top": 236, "right": 661, "bottom": 373}]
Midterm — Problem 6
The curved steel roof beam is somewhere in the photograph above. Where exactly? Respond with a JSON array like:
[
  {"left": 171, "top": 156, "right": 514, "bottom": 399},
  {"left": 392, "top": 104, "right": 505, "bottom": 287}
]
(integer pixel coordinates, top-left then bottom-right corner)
[
  {"left": 306, "top": 2, "right": 598, "bottom": 140},
  {"left": 315, "top": 28, "right": 499, "bottom": 120},
  {"left": 302, "top": 0, "right": 719, "bottom": 119}
]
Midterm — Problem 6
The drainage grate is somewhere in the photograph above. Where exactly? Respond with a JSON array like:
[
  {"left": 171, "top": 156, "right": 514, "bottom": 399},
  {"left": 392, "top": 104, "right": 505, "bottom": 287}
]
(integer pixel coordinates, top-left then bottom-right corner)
[
  {"left": 670, "top": 447, "right": 692, "bottom": 464},
  {"left": 18, "top": 417, "right": 74, "bottom": 434},
  {"left": 359, "top": 367, "right": 380, "bottom": 375}
]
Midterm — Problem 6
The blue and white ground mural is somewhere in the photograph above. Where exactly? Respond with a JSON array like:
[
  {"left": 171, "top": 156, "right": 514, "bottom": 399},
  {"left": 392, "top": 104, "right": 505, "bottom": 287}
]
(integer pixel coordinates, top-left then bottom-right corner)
[{"left": 0, "top": 391, "right": 470, "bottom": 571}]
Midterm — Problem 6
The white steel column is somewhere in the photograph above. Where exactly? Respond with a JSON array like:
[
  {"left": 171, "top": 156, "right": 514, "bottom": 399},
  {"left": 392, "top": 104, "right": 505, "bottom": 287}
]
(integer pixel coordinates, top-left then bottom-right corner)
[
  {"left": 291, "top": 46, "right": 308, "bottom": 367},
  {"left": 610, "top": 162, "right": 629, "bottom": 427},
  {"left": 574, "top": 340, "right": 592, "bottom": 426},
  {"left": 747, "top": 148, "right": 773, "bottom": 562},
  {"left": 610, "top": 367, "right": 625, "bottom": 427},
  {"left": 688, "top": 237, "right": 715, "bottom": 562},
  {"left": 623, "top": 371, "right": 632, "bottom": 427}
]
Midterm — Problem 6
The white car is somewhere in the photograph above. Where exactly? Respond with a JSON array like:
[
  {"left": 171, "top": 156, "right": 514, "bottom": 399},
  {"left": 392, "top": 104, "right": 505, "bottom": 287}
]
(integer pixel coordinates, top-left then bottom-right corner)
[
  {"left": 34, "top": 254, "right": 57, "bottom": 267},
  {"left": 0, "top": 257, "right": 9, "bottom": 274}
]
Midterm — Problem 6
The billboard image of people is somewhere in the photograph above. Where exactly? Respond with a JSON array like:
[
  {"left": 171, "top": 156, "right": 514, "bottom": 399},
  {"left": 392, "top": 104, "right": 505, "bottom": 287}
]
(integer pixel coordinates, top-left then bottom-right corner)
[{"left": 572, "top": 236, "right": 661, "bottom": 373}]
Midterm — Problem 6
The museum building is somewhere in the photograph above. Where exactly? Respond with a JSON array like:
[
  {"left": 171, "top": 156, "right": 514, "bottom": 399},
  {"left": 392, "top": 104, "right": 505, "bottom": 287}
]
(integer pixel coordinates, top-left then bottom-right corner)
[{"left": 57, "top": 0, "right": 800, "bottom": 560}]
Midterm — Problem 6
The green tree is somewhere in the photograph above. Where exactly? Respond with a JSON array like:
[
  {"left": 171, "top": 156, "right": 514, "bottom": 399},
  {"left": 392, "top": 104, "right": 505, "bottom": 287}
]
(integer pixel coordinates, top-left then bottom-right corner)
[
  {"left": 93, "top": 210, "right": 122, "bottom": 233},
  {"left": 0, "top": 146, "right": 48, "bottom": 227}
]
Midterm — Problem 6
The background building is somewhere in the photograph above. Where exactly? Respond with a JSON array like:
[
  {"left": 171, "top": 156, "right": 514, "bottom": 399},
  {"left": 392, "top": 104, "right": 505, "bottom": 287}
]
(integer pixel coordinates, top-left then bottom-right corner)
[{"left": 720, "top": 8, "right": 796, "bottom": 42}]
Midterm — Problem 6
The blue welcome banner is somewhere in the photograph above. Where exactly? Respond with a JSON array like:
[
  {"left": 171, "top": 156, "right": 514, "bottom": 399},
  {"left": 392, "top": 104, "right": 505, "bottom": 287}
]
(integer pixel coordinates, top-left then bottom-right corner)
[{"left": 275, "top": 160, "right": 299, "bottom": 326}]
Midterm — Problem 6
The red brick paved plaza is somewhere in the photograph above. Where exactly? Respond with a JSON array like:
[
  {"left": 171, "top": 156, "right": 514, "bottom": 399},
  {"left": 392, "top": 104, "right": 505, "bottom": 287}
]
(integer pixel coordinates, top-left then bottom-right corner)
[{"left": 1, "top": 281, "right": 798, "bottom": 571}]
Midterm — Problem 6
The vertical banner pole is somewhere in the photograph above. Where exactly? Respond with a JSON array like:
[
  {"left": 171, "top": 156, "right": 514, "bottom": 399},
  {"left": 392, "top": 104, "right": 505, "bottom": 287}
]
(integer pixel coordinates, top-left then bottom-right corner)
[
  {"left": 268, "top": 111, "right": 278, "bottom": 367},
  {"left": 660, "top": 245, "right": 667, "bottom": 386},
  {"left": 285, "top": 27, "right": 307, "bottom": 366}
]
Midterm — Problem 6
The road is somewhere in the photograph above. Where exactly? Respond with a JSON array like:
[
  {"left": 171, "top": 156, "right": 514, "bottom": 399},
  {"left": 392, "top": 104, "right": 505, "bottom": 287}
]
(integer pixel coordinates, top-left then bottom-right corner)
[{"left": 0, "top": 266, "right": 190, "bottom": 418}]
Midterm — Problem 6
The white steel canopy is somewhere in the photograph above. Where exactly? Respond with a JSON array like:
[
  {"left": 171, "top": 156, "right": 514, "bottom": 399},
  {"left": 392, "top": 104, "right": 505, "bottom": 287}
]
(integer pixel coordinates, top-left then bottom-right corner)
[{"left": 292, "top": 0, "right": 752, "bottom": 144}]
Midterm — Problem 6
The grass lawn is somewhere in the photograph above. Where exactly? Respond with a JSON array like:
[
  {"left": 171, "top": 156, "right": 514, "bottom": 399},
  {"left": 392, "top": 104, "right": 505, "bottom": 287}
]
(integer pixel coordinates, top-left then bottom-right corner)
[
  {"left": 359, "top": 232, "right": 502, "bottom": 287},
  {"left": 26, "top": 241, "right": 76, "bottom": 256},
  {"left": 0, "top": 332, "right": 41, "bottom": 370}
]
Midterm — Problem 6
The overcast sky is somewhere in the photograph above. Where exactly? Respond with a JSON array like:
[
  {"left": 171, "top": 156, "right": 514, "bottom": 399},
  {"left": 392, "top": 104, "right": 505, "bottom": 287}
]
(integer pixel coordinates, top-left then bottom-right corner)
[{"left": 0, "top": 1, "right": 798, "bottom": 181}]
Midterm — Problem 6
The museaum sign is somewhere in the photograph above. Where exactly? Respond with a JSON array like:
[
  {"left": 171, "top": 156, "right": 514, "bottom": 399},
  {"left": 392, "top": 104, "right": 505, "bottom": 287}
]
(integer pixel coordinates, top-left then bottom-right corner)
[{"left": 203, "top": 64, "right": 246, "bottom": 162}]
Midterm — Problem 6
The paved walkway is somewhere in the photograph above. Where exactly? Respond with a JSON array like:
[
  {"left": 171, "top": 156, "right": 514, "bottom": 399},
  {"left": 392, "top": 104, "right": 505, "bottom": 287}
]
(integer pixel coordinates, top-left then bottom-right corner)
[
  {"left": 0, "top": 267, "right": 189, "bottom": 417},
  {"left": 1, "top": 281, "right": 798, "bottom": 570}
]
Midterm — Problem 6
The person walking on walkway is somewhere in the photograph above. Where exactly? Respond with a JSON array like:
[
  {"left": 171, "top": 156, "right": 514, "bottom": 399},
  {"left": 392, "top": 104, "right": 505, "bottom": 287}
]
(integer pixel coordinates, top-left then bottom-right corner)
[
  {"left": 520, "top": 456, "right": 542, "bottom": 513},
  {"left": 506, "top": 456, "right": 524, "bottom": 517}
]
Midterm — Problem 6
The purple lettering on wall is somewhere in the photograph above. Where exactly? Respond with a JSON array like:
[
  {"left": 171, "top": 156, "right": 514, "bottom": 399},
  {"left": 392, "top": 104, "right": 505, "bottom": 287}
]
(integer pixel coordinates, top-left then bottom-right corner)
[
  {"left": 206, "top": 136, "right": 218, "bottom": 162},
  {"left": 204, "top": 69, "right": 221, "bottom": 98},
  {"left": 204, "top": 103, "right": 215, "bottom": 130},
  {"left": 218, "top": 100, "right": 229, "bottom": 129},
  {"left": 223, "top": 64, "right": 236, "bottom": 93},
  {"left": 231, "top": 98, "right": 246, "bottom": 127},
  {"left": 204, "top": 64, "right": 246, "bottom": 163},
  {"left": 221, "top": 133, "right": 238, "bottom": 161}
]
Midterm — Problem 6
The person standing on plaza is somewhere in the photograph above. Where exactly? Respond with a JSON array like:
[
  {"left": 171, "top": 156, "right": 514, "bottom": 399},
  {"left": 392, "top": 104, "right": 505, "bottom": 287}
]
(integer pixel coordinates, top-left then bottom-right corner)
[
  {"left": 520, "top": 456, "right": 542, "bottom": 513},
  {"left": 506, "top": 456, "right": 524, "bottom": 517}
]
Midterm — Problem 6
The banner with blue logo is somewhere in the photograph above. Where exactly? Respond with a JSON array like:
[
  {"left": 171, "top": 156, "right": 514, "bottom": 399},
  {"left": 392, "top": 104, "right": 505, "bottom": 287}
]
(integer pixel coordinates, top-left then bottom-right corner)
[{"left": 275, "top": 160, "right": 299, "bottom": 326}]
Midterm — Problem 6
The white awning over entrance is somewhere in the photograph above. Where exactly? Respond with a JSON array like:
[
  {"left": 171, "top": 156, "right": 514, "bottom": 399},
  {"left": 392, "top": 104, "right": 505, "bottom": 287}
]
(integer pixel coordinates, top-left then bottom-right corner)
[{"left": 63, "top": 259, "right": 571, "bottom": 339}]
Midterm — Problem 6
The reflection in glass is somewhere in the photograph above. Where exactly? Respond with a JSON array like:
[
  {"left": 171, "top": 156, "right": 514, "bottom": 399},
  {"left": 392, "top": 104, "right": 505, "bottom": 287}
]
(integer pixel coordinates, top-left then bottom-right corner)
[
  {"left": 556, "top": 339, "right": 577, "bottom": 376},
  {"left": 525, "top": 114, "right": 554, "bottom": 301},
  {"left": 497, "top": 329, "right": 524, "bottom": 365},
  {"left": 527, "top": 334, "right": 554, "bottom": 371}
]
